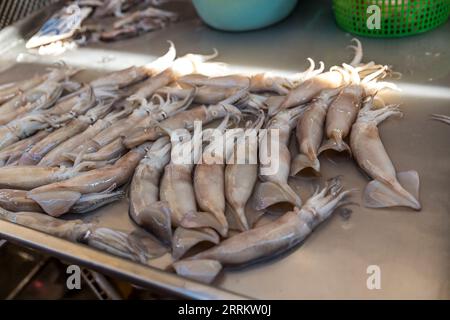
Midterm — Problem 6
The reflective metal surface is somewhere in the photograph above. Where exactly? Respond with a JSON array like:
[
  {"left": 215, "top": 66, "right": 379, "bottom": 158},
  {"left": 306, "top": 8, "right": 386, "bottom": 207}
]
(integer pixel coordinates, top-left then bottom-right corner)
[{"left": 0, "top": 0, "right": 448, "bottom": 299}]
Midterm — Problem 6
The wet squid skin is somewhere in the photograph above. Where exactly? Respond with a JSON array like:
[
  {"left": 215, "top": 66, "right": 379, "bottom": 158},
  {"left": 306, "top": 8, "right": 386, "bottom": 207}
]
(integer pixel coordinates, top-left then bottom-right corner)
[
  {"left": 0, "top": 74, "right": 45, "bottom": 104},
  {"left": 0, "top": 206, "right": 167, "bottom": 264},
  {"left": 0, "top": 81, "right": 63, "bottom": 126},
  {"left": 0, "top": 130, "right": 52, "bottom": 166},
  {"left": 350, "top": 102, "right": 421, "bottom": 210},
  {"left": 0, "top": 188, "right": 125, "bottom": 214},
  {"left": 158, "top": 85, "right": 243, "bottom": 105},
  {"left": 0, "top": 82, "right": 92, "bottom": 152},
  {"left": 275, "top": 70, "right": 345, "bottom": 115},
  {"left": 37, "top": 108, "right": 130, "bottom": 167},
  {"left": 174, "top": 178, "right": 352, "bottom": 282},
  {"left": 72, "top": 88, "right": 195, "bottom": 158},
  {"left": 318, "top": 84, "right": 365, "bottom": 155},
  {"left": 41, "top": 84, "right": 96, "bottom": 123},
  {"left": 129, "top": 137, "right": 173, "bottom": 245},
  {"left": 254, "top": 105, "right": 305, "bottom": 211},
  {"left": 0, "top": 67, "right": 79, "bottom": 125},
  {"left": 178, "top": 73, "right": 293, "bottom": 95},
  {"left": 124, "top": 101, "right": 242, "bottom": 148},
  {"left": 0, "top": 67, "right": 76, "bottom": 116},
  {"left": 193, "top": 117, "right": 239, "bottom": 237},
  {"left": 27, "top": 143, "right": 151, "bottom": 217},
  {"left": 0, "top": 165, "right": 81, "bottom": 190},
  {"left": 19, "top": 100, "right": 114, "bottom": 165},
  {"left": 290, "top": 88, "right": 341, "bottom": 176},
  {"left": 224, "top": 110, "right": 265, "bottom": 232},
  {"left": 89, "top": 42, "right": 176, "bottom": 90},
  {"left": 159, "top": 126, "right": 226, "bottom": 255},
  {"left": 90, "top": 66, "right": 149, "bottom": 90}
]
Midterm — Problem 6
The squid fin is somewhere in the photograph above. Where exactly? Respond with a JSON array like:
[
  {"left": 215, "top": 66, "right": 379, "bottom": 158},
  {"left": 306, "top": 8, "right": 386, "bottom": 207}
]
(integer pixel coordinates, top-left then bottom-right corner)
[
  {"left": 225, "top": 203, "right": 249, "bottom": 232},
  {"left": 180, "top": 211, "right": 227, "bottom": 237},
  {"left": 397, "top": 170, "right": 420, "bottom": 200},
  {"left": 363, "top": 173, "right": 421, "bottom": 210},
  {"left": 318, "top": 138, "right": 352, "bottom": 156},
  {"left": 129, "top": 200, "right": 173, "bottom": 246},
  {"left": 172, "top": 227, "right": 219, "bottom": 260},
  {"left": 290, "top": 153, "right": 320, "bottom": 176},
  {"left": 173, "top": 259, "right": 222, "bottom": 284},
  {"left": 253, "top": 181, "right": 302, "bottom": 210},
  {"left": 27, "top": 190, "right": 82, "bottom": 217}
]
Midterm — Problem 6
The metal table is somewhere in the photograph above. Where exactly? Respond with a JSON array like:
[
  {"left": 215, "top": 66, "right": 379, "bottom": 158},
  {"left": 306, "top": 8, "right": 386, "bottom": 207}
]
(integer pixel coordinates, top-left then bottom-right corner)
[{"left": 0, "top": 0, "right": 448, "bottom": 299}]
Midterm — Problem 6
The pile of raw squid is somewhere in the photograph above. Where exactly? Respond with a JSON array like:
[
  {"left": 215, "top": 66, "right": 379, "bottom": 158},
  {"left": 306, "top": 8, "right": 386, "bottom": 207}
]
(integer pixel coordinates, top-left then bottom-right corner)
[
  {"left": 26, "top": 0, "right": 178, "bottom": 54},
  {"left": 0, "top": 40, "right": 423, "bottom": 284}
]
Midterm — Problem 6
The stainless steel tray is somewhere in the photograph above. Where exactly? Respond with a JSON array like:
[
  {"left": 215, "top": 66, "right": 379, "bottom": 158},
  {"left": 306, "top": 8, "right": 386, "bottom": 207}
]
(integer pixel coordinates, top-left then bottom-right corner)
[{"left": 0, "top": 0, "right": 449, "bottom": 299}]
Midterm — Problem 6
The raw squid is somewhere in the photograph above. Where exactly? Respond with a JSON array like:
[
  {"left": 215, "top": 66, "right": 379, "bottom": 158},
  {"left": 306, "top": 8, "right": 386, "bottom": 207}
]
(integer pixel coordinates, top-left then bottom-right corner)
[
  {"left": 129, "top": 137, "right": 173, "bottom": 245},
  {"left": 0, "top": 130, "right": 52, "bottom": 166},
  {"left": 253, "top": 105, "right": 305, "bottom": 210},
  {"left": 124, "top": 90, "right": 244, "bottom": 148},
  {"left": 224, "top": 110, "right": 265, "bottom": 231},
  {"left": 290, "top": 88, "right": 341, "bottom": 175},
  {"left": 193, "top": 115, "right": 238, "bottom": 237},
  {"left": 27, "top": 143, "right": 152, "bottom": 216},
  {"left": 0, "top": 188, "right": 125, "bottom": 214},
  {"left": 431, "top": 114, "right": 450, "bottom": 125},
  {"left": 0, "top": 206, "right": 167, "bottom": 263},
  {"left": 274, "top": 68, "right": 343, "bottom": 115},
  {"left": 318, "top": 84, "right": 365, "bottom": 155},
  {"left": 174, "top": 178, "right": 352, "bottom": 283},
  {"left": 38, "top": 107, "right": 130, "bottom": 167},
  {"left": 19, "top": 100, "right": 114, "bottom": 165}
]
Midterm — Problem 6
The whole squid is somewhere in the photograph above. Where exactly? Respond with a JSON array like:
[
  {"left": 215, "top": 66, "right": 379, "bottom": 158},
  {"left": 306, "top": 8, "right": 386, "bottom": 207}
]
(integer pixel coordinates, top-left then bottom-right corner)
[
  {"left": 224, "top": 110, "right": 265, "bottom": 231},
  {"left": 253, "top": 105, "right": 305, "bottom": 210},
  {"left": 273, "top": 64, "right": 343, "bottom": 116},
  {"left": 350, "top": 100, "right": 421, "bottom": 210},
  {"left": 174, "top": 178, "right": 352, "bottom": 283},
  {"left": 0, "top": 165, "right": 82, "bottom": 190},
  {"left": 70, "top": 89, "right": 195, "bottom": 159},
  {"left": 124, "top": 90, "right": 244, "bottom": 148},
  {"left": 193, "top": 115, "right": 239, "bottom": 237},
  {"left": 38, "top": 107, "right": 131, "bottom": 167},
  {"left": 0, "top": 130, "right": 52, "bottom": 166},
  {"left": 290, "top": 88, "right": 341, "bottom": 176},
  {"left": 0, "top": 206, "right": 167, "bottom": 264},
  {"left": 129, "top": 137, "right": 173, "bottom": 245},
  {"left": 158, "top": 85, "right": 245, "bottom": 105},
  {"left": 0, "top": 74, "right": 45, "bottom": 104},
  {"left": 27, "top": 143, "right": 152, "bottom": 216},
  {"left": 0, "top": 188, "right": 125, "bottom": 214},
  {"left": 159, "top": 126, "right": 222, "bottom": 231},
  {"left": 318, "top": 84, "right": 365, "bottom": 155},
  {"left": 431, "top": 114, "right": 450, "bottom": 126},
  {"left": 19, "top": 100, "right": 114, "bottom": 165}
]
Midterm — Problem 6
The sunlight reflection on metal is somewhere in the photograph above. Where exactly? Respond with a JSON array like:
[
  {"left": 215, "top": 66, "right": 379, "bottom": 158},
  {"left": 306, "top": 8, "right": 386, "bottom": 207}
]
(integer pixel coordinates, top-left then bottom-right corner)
[{"left": 5, "top": 42, "right": 450, "bottom": 101}]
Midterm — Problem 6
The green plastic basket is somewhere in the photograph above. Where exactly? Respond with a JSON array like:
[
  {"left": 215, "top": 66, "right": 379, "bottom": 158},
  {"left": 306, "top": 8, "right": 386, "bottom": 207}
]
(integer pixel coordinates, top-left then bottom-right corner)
[{"left": 333, "top": 0, "right": 450, "bottom": 38}]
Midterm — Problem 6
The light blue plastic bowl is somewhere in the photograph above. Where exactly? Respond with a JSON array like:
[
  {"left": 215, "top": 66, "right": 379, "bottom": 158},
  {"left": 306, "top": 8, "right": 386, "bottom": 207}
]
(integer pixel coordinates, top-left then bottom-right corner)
[{"left": 192, "top": 0, "right": 298, "bottom": 32}]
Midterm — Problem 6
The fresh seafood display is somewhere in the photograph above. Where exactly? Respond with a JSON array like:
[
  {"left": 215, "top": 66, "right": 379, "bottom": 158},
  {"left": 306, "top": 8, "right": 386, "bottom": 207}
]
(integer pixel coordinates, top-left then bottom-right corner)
[
  {"left": 350, "top": 99, "right": 421, "bottom": 210},
  {"left": 26, "top": 1, "right": 179, "bottom": 55},
  {"left": 174, "top": 178, "right": 353, "bottom": 283},
  {"left": 0, "top": 40, "right": 423, "bottom": 287}
]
